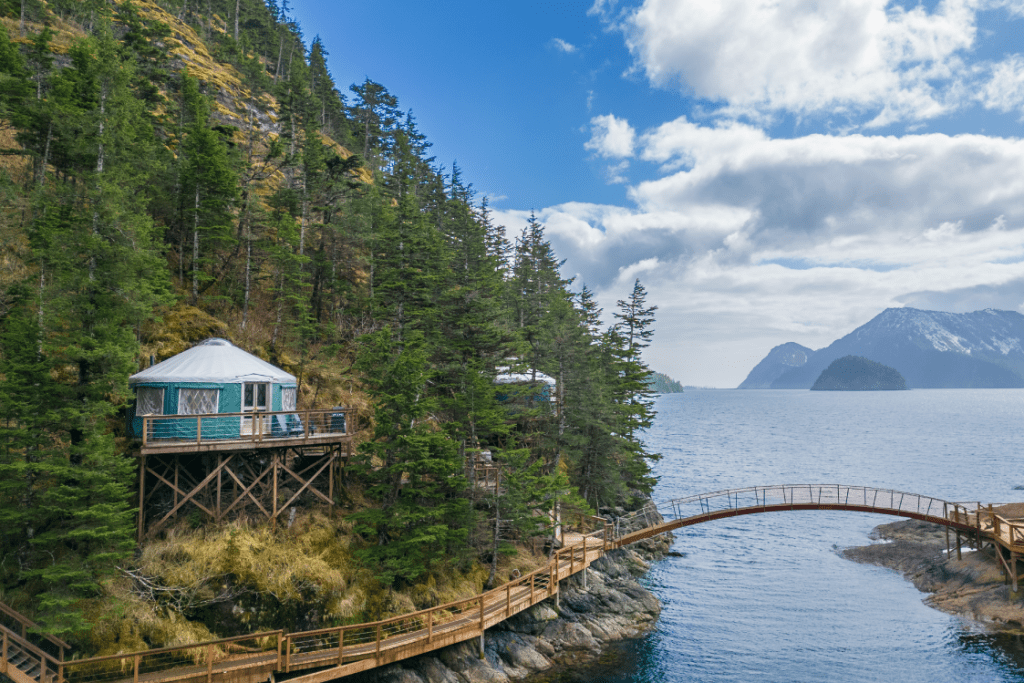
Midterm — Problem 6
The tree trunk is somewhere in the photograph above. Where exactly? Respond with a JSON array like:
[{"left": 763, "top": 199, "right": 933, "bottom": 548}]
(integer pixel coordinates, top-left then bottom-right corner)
[
  {"left": 90, "top": 82, "right": 107, "bottom": 283},
  {"left": 192, "top": 188, "right": 200, "bottom": 304},
  {"left": 274, "top": 35, "right": 284, "bottom": 83},
  {"left": 242, "top": 236, "right": 251, "bottom": 329},
  {"left": 233, "top": 0, "right": 240, "bottom": 39},
  {"left": 37, "top": 121, "right": 52, "bottom": 186},
  {"left": 487, "top": 494, "right": 500, "bottom": 589}
]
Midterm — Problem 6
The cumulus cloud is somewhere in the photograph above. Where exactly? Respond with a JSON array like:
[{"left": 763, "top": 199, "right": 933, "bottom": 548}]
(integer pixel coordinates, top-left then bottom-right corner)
[
  {"left": 977, "top": 55, "right": 1024, "bottom": 112},
  {"left": 584, "top": 113, "right": 637, "bottom": 158},
  {"left": 552, "top": 38, "right": 578, "bottom": 53},
  {"left": 499, "top": 122, "right": 1024, "bottom": 385},
  {"left": 598, "top": 0, "right": 1024, "bottom": 125}
]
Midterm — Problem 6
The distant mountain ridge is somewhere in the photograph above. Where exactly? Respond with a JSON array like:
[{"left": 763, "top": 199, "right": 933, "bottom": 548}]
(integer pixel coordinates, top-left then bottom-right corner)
[
  {"left": 737, "top": 342, "right": 815, "bottom": 389},
  {"left": 739, "top": 308, "right": 1024, "bottom": 389}
]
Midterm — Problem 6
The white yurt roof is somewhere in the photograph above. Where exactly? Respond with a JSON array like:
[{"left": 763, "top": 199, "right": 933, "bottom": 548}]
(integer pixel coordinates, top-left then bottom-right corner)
[
  {"left": 129, "top": 338, "right": 296, "bottom": 385},
  {"left": 494, "top": 367, "right": 556, "bottom": 387}
]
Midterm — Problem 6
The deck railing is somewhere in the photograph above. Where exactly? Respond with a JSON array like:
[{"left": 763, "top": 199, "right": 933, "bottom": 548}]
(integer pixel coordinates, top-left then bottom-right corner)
[{"left": 141, "top": 409, "right": 349, "bottom": 449}]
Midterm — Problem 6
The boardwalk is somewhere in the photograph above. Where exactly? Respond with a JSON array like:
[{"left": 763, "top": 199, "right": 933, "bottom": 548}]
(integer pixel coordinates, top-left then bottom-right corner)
[{"left": 3, "top": 484, "right": 1022, "bottom": 683}]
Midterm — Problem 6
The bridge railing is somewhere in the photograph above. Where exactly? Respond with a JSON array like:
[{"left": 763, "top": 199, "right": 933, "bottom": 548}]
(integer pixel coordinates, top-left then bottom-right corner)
[
  {"left": 61, "top": 631, "right": 282, "bottom": 683},
  {"left": 658, "top": 485, "right": 952, "bottom": 524}
]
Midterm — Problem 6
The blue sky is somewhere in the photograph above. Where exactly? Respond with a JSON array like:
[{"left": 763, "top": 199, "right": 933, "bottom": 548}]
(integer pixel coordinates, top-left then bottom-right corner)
[{"left": 289, "top": 0, "right": 1024, "bottom": 387}]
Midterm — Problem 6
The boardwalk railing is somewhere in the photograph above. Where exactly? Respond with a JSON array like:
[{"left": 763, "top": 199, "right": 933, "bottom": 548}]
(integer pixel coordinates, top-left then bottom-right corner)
[
  {"left": 141, "top": 409, "right": 349, "bottom": 451},
  {"left": 8, "top": 484, "right": 1024, "bottom": 683}
]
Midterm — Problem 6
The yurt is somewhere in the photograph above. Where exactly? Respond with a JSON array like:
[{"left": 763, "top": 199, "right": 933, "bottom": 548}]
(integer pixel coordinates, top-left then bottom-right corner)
[{"left": 128, "top": 338, "right": 298, "bottom": 441}]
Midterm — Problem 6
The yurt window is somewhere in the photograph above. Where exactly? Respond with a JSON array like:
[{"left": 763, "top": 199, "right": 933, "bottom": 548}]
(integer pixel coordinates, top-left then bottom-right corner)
[
  {"left": 137, "top": 387, "right": 164, "bottom": 415},
  {"left": 179, "top": 388, "right": 219, "bottom": 415},
  {"left": 282, "top": 387, "right": 297, "bottom": 412}
]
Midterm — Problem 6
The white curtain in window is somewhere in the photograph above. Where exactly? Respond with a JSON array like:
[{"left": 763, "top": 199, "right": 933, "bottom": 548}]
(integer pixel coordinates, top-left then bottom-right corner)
[
  {"left": 281, "top": 387, "right": 297, "bottom": 412},
  {"left": 137, "top": 387, "right": 164, "bottom": 415},
  {"left": 179, "top": 388, "right": 219, "bottom": 415}
]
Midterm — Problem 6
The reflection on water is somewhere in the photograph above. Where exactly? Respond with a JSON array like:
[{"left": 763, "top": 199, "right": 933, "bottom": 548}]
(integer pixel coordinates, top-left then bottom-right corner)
[{"left": 530, "top": 390, "right": 1024, "bottom": 682}]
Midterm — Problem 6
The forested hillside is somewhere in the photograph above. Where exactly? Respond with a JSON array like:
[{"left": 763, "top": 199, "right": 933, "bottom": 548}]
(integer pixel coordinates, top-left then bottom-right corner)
[{"left": 0, "top": 0, "right": 661, "bottom": 644}]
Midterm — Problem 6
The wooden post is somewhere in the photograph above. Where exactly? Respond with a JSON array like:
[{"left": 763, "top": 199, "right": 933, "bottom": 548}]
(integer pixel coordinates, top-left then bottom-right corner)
[
  {"left": 375, "top": 623, "right": 381, "bottom": 663},
  {"left": 174, "top": 457, "right": 179, "bottom": 518},
  {"left": 216, "top": 454, "right": 222, "bottom": 521},
  {"left": 328, "top": 451, "right": 334, "bottom": 513},
  {"left": 427, "top": 610, "right": 433, "bottom": 643},
  {"left": 206, "top": 643, "right": 213, "bottom": 683},
  {"left": 1013, "top": 551, "right": 1019, "bottom": 593},
  {"left": 134, "top": 655, "right": 140, "bottom": 683},
  {"left": 138, "top": 454, "right": 147, "bottom": 543},
  {"left": 506, "top": 584, "right": 511, "bottom": 616},
  {"left": 40, "top": 653, "right": 46, "bottom": 683},
  {"left": 479, "top": 599, "right": 485, "bottom": 658},
  {"left": 196, "top": 416, "right": 202, "bottom": 445},
  {"left": 276, "top": 632, "right": 282, "bottom": 670},
  {"left": 956, "top": 530, "right": 962, "bottom": 561},
  {"left": 337, "top": 628, "right": 344, "bottom": 665},
  {"left": 272, "top": 454, "right": 279, "bottom": 526},
  {"left": 142, "top": 416, "right": 149, "bottom": 446},
  {"left": 2, "top": 631, "right": 7, "bottom": 676},
  {"left": 284, "top": 634, "right": 290, "bottom": 672}
]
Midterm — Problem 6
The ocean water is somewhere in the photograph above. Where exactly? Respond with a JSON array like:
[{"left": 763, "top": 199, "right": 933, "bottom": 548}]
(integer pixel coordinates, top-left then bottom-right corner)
[{"left": 542, "top": 389, "right": 1024, "bottom": 682}]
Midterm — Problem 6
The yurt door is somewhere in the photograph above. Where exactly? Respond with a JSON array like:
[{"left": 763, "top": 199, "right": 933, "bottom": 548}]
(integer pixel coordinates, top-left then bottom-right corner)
[{"left": 241, "top": 382, "right": 269, "bottom": 436}]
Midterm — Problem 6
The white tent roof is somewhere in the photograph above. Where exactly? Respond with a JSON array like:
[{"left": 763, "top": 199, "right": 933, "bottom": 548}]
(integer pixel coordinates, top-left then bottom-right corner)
[
  {"left": 494, "top": 367, "right": 556, "bottom": 387},
  {"left": 129, "top": 338, "right": 296, "bottom": 385}
]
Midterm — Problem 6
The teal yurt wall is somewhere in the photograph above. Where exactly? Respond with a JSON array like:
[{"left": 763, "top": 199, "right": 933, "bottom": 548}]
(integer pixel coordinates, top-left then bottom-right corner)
[{"left": 128, "top": 338, "right": 297, "bottom": 441}]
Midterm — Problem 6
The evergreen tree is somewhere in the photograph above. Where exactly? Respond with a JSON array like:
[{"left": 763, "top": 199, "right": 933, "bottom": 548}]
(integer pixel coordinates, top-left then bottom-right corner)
[
  {"left": 608, "top": 279, "right": 660, "bottom": 498},
  {"left": 350, "top": 329, "right": 474, "bottom": 587}
]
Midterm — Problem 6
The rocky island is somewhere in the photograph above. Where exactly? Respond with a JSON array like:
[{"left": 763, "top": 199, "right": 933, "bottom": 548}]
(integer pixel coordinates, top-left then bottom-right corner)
[{"left": 811, "top": 355, "right": 907, "bottom": 391}]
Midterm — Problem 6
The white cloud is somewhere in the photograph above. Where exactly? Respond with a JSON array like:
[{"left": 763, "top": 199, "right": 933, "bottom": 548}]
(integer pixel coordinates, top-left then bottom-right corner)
[
  {"left": 584, "top": 113, "right": 637, "bottom": 158},
  {"left": 611, "top": 0, "right": 1012, "bottom": 124},
  {"left": 552, "top": 38, "right": 578, "bottom": 53},
  {"left": 507, "top": 122, "right": 1024, "bottom": 385},
  {"left": 977, "top": 55, "right": 1024, "bottom": 112},
  {"left": 605, "top": 160, "right": 631, "bottom": 184}
]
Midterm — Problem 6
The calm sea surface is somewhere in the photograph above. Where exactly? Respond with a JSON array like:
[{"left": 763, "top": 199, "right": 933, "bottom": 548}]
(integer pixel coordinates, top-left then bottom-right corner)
[{"left": 541, "top": 389, "right": 1024, "bottom": 682}]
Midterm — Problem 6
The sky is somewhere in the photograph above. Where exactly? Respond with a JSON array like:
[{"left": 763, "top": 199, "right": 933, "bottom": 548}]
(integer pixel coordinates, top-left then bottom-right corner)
[{"left": 287, "top": 0, "right": 1024, "bottom": 387}]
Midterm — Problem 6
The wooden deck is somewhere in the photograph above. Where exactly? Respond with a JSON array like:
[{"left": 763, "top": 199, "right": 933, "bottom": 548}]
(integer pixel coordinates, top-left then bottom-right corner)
[
  {"left": 6, "top": 484, "right": 1024, "bottom": 683},
  {"left": 139, "top": 409, "right": 352, "bottom": 457}
]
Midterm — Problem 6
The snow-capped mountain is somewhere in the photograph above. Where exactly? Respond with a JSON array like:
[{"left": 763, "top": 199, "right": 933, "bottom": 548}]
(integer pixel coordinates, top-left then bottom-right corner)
[
  {"left": 740, "top": 308, "right": 1024, "bottom": 389},
  {"left": 737, "top": 342, "right": 814, "bottom": 389}
]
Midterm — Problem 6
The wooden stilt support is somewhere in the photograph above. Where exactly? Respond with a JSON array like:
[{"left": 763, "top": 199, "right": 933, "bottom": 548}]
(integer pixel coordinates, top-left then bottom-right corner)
[
  {"left": 174, "top": 456, "right": 179, "bottom": 518},
  {"left": 216, "top": 454, "right": 223, "bottom": 521},
  {"left": 137, "top": 454, "right": 147, "bottom": 543},
  {"left": 1012, "top": 551, "right": 1018, "bottom": 593},
  {"left": 956, "top": 530, "right": 962, "bottom": 561},
  {"left": 944, "top": 523, "right": 950, "bottom": 560},
  {"left": 272, "top": 453, "right": 279, "bottom": 528}
]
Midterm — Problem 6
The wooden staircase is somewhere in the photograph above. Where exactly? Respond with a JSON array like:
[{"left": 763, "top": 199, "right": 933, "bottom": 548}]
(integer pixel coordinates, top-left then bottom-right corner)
[{"left": 0, "top": 604, "right": 67, "bottom": 683}]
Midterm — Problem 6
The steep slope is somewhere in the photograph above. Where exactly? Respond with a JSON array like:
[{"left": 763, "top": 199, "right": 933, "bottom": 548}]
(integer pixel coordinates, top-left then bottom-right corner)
[
  {"left": 737, "top": 342, "right": 814, "bottom": 388},
  {"left": 770, "top": 308, "right": 1024, "bottom": 389}
]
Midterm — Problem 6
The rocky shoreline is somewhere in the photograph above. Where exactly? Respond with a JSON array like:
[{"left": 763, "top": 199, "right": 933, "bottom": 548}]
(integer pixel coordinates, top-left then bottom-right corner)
[
  {"left": 349, "top": 534, "right": 672, "bottom": 683},
  {"left": 843, "top": 519, "right": 1024, "bottom": 630}
]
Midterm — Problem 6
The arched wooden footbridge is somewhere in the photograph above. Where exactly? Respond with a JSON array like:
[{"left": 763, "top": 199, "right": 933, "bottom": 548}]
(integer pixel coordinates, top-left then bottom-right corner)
[{"left": 3, "top": 485, "right": 1022, "bottom": 683}]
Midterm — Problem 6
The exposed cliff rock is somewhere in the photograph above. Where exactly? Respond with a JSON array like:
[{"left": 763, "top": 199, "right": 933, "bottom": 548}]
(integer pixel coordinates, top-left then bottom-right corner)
[{"left": 351, "top": 535, "right": 672, "bottom": 683}]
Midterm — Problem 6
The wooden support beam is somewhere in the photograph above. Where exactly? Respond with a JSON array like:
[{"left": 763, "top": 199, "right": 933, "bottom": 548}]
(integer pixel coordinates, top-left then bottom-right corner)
[
  {"left": 137, "top": 454, "right": 147, "bottom": 544},
  {"left": 221, "top": 463, "right": 272, "bottom": 518}
]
